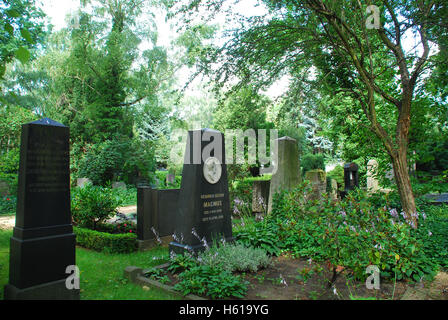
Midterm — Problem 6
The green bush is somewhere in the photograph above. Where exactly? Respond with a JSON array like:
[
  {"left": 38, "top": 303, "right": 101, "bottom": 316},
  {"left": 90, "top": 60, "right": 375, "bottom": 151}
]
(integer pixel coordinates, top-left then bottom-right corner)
[
  {"left": 0, "top": 148, "right": 19, "bottom": 196},
  {"left": 234, "top": 220, "right": 281, "bottom": 256},
  {"left": 326, "top": 164, "right": 344, "bottom": 191},
  {"left": 174, "top": 264, "right": 248, "bottom": 299},
  {"left": 301, "top": 153, "right": 325, "bottom": 176},
  {"left": 77, "top": 136, "right": 155, "bottom": 186},
  {"left": 230, "top": 179, "right": 253, "bottom": 217},
  {"left": 0, "top": 195, "right": 16, "bottom": 215},
  {"left": 95, "top": 221, "right": 137, "bottom": 234},
  {"left": 71, "top": 184, "right": 123, "bottom": 230},
  {"left": 111, "top": 185, "right": 137, "bottom": 206},
  {"left": 154, "top": 171, "right": 181, "bottom": 189},
  {"left": 266, "top": 182, "right": 438, "bottom": 283},
  {"left": 165, "top": 252, "right": 248, "bottom": 299},
  {"left": 413, "top": 204, "right": 448, "bottom": 269},
  {"left": 73, "top": 226, "right": 137, "bottom": 253}
]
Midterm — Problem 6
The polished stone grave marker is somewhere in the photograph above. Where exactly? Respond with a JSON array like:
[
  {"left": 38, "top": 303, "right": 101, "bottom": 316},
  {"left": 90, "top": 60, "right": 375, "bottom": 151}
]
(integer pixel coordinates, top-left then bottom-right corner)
[
  {"left": 342, "top": 162, "right": 359, "bottom": 198},
  {"left": 169, "top": 129, "right": 233, "bottom": 254},
  {"left": 137, "top": 186, "right": 179, "bottom": 250},
  {"left": 4, "top": 118, "right": 79, "bottom": 300}
]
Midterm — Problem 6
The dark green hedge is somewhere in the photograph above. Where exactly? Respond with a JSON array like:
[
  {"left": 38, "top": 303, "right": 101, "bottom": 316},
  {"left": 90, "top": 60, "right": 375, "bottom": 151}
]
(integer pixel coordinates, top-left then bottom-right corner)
[{"left": 73, "top": 226, "right": 137, "bottom": 254}]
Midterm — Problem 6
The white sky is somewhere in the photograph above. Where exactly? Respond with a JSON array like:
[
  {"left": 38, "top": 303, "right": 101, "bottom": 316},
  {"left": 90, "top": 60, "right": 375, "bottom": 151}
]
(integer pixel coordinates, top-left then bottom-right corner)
[
  {"left": 35, "top": 1, "right": 433, "bottom": 102},
  {"left": 36, "top": 0, "right": 288, "bottom": 99}
]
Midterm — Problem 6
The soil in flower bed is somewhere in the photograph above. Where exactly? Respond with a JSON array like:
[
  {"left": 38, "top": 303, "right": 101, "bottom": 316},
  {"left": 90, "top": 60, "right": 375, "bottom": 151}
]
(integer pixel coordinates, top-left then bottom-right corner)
[
  {"left": 243, "top": 256, "right": 408, "bottom": 300},
  {"left": 145, "top": 255, "right": 414, "bottom": 300}
]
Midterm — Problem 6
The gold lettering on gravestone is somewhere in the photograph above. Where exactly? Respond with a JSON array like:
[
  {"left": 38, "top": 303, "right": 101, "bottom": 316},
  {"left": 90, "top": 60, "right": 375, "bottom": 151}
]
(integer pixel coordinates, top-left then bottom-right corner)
[
  {"left": 26, "top": 149, "right": 69, "bottom": 193},
  {"left": 201, "top": 193, "right": 225, "bottom": 222}
]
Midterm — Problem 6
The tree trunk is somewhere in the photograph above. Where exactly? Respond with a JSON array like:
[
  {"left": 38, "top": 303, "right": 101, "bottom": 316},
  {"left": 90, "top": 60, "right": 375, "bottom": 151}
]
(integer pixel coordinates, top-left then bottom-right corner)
[{"left": 390, "top": 147, "right": 417, "bottom": 228}]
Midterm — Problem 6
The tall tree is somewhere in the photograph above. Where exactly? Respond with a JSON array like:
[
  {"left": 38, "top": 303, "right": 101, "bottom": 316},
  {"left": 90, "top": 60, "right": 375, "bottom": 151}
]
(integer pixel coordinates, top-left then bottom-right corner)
[{"left": 172, "top": 0, "right": 444, "bottom": 226}]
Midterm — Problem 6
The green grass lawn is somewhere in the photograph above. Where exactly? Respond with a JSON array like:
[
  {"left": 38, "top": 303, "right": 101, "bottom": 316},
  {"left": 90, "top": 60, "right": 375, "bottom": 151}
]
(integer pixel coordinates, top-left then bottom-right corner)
[{"left": 0, "top": 229, "right": 179, "bottom": 300}]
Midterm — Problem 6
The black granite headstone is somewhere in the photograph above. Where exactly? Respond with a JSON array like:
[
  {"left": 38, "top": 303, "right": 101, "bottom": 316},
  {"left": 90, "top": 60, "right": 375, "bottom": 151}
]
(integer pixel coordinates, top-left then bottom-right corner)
[
  {"left": 169, "top": 129, "right": 233, "bottom": 254},
  {"left": 137, "top": 186, "right": 179, "bottom": 250},
  {"left": 4, "top": 118, "right": 79, "bottom": 300},
  {"left": 343, "top": 162, "right": 359, "bottom": 197}
]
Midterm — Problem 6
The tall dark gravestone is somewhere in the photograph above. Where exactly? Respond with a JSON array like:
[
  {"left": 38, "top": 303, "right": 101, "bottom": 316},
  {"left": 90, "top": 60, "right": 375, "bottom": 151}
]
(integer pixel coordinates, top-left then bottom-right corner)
[
  {"left": 343, "top": 162, "right": 359, "bottom": 198},
  {"left": 169, "top": 129, "right": 233, "bottom": 254},
  {"left": 4, "top": 118, "right": 79, "bottom": 300}
]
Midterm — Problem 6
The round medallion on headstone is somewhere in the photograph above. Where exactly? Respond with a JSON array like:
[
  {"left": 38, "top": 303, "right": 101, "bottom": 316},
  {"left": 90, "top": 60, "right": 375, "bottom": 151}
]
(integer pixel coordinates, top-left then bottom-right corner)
[{"left": 203, "top": 157, "right": 222, "bottom": 184}]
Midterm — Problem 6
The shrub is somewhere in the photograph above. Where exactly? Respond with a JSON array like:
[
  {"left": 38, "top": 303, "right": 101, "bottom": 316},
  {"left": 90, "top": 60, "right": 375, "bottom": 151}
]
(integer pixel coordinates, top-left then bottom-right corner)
[
  {"left": 77, "top": 136, "right": 155, "bottom": 186},
  {"left": 73, "top": 226, "right": 137, "bottom": 253},
  {"left": 154, "top": 171, "right": 181, "bottom": 189},
  {"left": 234, "top": 220, "right": 281, "bottom": 256},
  {"left": 326, "top": 164, "right": 344, "bottom": 191},
  {"left": 229, "top": 179, "right": 253, "bottom": 217},
  {"left": 197, "top": 242, "right": 272, "bottom": 273},
  {"left": 95, "top": 221, "right": 137, "bottom": 234},
  {"left": 301, "top": 153, "right": 325, "bottom": 176},
  {"left": 267, "top": 182, "right": 438, "bottom": 283},
  {"left": 71, "top": 184, "right": 123, "bottom": 230},
  {"left": 0, "top": 195, "right": 16, "bottom": 215},
  {"left": 111, "top": 185, "right": 137, "bottom": 206},
  {"left": 412, "top": 204, "right": 448, "bottom": 269},
  {"left": 0, "top": 148, "right": 19, "bottom": 196},
  {"left": 174, "top": 264, "right": 248, "bottom": 299}
]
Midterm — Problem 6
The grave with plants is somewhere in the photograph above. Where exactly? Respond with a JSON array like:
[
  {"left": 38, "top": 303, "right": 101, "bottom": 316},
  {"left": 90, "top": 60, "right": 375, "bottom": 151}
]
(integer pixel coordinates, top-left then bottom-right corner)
[{"left": 137, "top": 181, "right": 448, "bottom": 300}]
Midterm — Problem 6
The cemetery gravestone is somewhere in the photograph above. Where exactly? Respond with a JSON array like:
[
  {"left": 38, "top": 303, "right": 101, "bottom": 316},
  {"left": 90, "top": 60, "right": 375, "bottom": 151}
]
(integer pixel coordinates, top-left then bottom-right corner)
[
  {"left": 305, "top": 169, "right": 326, "bottom": 200},
  {"left": 137, "top": 186, "right": 179, "bottom": 250},
  {"left": 343, "top": 162, "right": 359, "bottom": 197},
  {"left": 112, "top": 181, "right": 126, "bottom": 190},
  {"left": 367, "top": 159, "right": 380, "bottom": 194},
  {"left": 267, "top": 136, "right": 301, "bottom": 213},
  {"left": 76, "top": 177, "right": 91, "bottom": 188},
  {"left": 252, "top": 180, "right": 270, "bottom": 215},
  {"left": 169, "top": 129, "right": 233, "bottom": 254},
  {"left": 330, "top": 178, "right": 338, "bottom": 201},
  {"left": 366, "top": 159, "right": 392, "bottom": 194},
  {"left": 4, "top": 118, "right": 79, "bottom": 300}
]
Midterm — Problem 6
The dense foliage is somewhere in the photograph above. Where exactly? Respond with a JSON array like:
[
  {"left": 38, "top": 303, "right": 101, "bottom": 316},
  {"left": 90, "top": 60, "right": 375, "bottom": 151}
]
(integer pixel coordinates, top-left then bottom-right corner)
[
  {"left": 73, "top": 226, "right": 137, "bottom": 254},
  {"left": 71, "top": 184, "right": 123, "bottom": 230},
  {"left": 236, "top": 182, "right": 444, "bottom": 284},
  {"left": 145, "top": 242, "right": 271, "bottom": 299}
]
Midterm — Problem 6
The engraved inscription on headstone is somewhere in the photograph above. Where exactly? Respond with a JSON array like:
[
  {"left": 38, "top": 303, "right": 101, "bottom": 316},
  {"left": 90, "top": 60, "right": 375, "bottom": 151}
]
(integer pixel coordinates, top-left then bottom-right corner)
[
  {"left": 169, "top": 129, "right": 233, "bottom": 254},
  {"left": 4, "top": 118, "right": 79, "bottom": 300}
]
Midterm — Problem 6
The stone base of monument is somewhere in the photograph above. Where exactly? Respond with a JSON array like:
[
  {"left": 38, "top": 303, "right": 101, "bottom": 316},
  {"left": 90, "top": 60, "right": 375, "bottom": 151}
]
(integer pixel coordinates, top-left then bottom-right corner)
[
  {"left": 137, "top": 235, "right": 173, "bottom": 251},
  {"left": 4, "top": 279, "right": 80, "bottom": 300}
]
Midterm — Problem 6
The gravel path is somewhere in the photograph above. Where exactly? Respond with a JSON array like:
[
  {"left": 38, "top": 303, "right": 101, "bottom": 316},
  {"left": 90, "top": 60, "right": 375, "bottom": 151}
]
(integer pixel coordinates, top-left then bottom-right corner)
[
  {"left": 0, "top": 215, "right": 15, "bottom": 230},
  {"left": 0, "top": 205, "right": 137, "bottom": 231}
]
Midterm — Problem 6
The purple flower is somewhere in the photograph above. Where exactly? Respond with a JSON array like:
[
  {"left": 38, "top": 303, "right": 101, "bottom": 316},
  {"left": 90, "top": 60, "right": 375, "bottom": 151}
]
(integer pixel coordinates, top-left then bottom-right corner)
[
  {"left": 428, "top": 230, "right": 432, "bottom": 236},
  {"left": 151, "top": 227, "right": 162, "bottom": 244},
  {"left": 192, "top": 228, "right": 201, "bottom": 241},
  {"left": 389, "top": 208, "right": 399, "bottom": 218}
]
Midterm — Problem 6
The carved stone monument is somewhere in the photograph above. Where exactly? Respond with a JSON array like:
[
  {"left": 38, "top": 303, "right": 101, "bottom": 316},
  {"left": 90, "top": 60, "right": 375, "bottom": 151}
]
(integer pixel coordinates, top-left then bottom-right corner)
[
  {"left": 4, "top": 118, "right": 79, "bottom": 300},
  {"left": 169, "top": 129, "right": 233, "bottom": 254},
  {"left": 267, "top": 136, "right": 301, "bottom": 213},
  {"left": 343, "top": 162, "right": 359, "bottom": 198}
]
